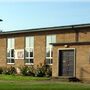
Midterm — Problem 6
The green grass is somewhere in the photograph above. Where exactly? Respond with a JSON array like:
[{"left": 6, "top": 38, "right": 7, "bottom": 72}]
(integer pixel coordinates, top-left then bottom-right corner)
[
  {"left": 0, "top": 75, "right": 89, "bottom": 90},
  {"left": 0, "top": 74, "right": 49, "bottom": 81}
]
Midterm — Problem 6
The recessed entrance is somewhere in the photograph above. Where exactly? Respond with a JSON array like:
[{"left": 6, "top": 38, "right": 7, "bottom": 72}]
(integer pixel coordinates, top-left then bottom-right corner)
[{"left": 59, "top": 49, "right": 75, "bottom": 77}]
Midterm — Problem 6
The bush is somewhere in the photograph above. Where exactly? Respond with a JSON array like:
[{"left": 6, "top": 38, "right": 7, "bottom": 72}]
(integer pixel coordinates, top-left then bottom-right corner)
[
  {"left": 35, "top": 68, "right": 45, "bottom": 77},
  {"left": 35, "top": 63, "right": 45, "bottom": 77},
  {"left": 3, "top": 66, "right": 16, "bottom": 75},
  {"left": 35, "top": 63, "right": 52, "bottom": 77},
  {"left": 20, "top": 66, "right": 35, "bottom": 76},
  {"left": 45, "top": 66, "right": 52, "bottom": 77},
  {"left": 0, "top": 64, "right": 52, "bottom": 77}
]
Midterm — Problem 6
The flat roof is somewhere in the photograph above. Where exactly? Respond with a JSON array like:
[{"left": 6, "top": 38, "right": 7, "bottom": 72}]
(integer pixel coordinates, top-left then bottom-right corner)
[{"left": 0, "top": 23, "right": 90, "bottom": 35}]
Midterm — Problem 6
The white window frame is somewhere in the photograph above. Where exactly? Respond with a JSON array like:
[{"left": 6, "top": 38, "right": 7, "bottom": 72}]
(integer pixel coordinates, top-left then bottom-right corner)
[
  {"left": 25, "top": 36, "right": 34, "bottom": 65},
  {"left": 46, "top": 35, "right": 56, "bottom": 65},
  {"left": 7, "top": 38, "right": 15, "bottom": 64},
  {"left": 46, "top": 47, "right": 53, "bottom": 65}
]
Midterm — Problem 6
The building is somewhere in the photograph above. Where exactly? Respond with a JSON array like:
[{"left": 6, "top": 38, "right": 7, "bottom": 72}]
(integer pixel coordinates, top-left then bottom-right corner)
[{"left": 0, "top": 23, "right": 90, "bottom": 82}]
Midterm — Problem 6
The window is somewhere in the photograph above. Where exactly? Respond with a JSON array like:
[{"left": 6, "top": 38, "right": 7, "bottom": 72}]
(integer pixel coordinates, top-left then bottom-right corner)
[
  {"left": 25, "top": 36, "right": 34, "bottom": 64},
  {"left": 7, "top": 38, "right": 15, "bottom": 64},
  {"left": 46, "top": 35, "right": 56, "bottom": 65}
]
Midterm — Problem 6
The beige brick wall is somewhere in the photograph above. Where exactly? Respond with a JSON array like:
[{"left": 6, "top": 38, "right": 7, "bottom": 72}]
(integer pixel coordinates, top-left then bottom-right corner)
[
  {"left": 34, "top": 35, "right": 46, "bottom": 68},
  {"left": 15, "top": 36, "right": 25, "bottom": 67},
  {"left": 0, "top": 37, "right": 6, "bottom": 67},
  {"left": 52, "top": 45, "right": 90, "bottom": 81},
  {"left": 57, "top": 32, "right": 76, "bottom": 43},
  {"left": 79, "top": 31, "right": 90, "bottom": 42}
]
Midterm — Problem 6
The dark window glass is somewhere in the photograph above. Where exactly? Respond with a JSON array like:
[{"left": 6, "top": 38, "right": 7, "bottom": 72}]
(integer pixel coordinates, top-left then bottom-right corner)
[
  {"left": 11, "top": 49, "right": 14, "bottom": 57},
  {"left": 30, "top": 59, "right": 33, "bottom": 63},
  {"left": 30, "top": 52, "right": 33, "bottom": 57},
  {"left": 11, "top": 59, "right": 14, "bottom": 63}
]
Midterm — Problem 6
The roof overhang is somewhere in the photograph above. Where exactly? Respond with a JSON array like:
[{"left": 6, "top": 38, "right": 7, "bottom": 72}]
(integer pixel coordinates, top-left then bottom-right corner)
[{"left": 0, "top": 23, "right": 90, "bottom": 35}]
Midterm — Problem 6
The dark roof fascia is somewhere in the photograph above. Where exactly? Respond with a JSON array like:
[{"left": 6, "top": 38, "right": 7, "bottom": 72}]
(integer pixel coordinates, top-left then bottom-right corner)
[
  {"left": 0, "top": 26, "right": 73, "bottom": 35},
  {"left": 51, "top": 42, "right": 90, "bottom": 46},
  {"left": 0, "top": 23, "right": 90, "bottom": 35}
]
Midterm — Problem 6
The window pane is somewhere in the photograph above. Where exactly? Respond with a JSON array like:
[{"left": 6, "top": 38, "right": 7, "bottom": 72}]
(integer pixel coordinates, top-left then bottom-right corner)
[
  {"left": 7, "top": 39, "right": 11, "bottom": 49},
  {"left": 7, "top": 59, "right": 14, "bottom": 63},
  {"left": 7, "top": 50, "right": 10, "bottom": 57},
  {"left": 7, "top": 38, "right": 14, "bottom": 49},
  {"left": 51, "top": 59, "right": 53, "bottom": 64},
  {"left": 11, "top": 49, "right": 14, "bottom": 57},
  {"left": 25, "top": 59, "right": 33, "bottom": 64},
  {"left": 25, "top": 48, "right": 33, "bottom": 58},
  {"left": 30, "top": 51, "right": 33, "bottom": 57},
  {"left": 51, "top": 35, "right": 56, "bottom": 43},
  {"left": 26, "top": 36, "right": 34, "bottom": 48},
  {"left": 46, "top": 36, "right": 51, "bottom": 47},
  {"left": 7, "top": 59, "right": 10, "bottom": 63},
  {"left": 11, "top": 38, "right": 14, "bottom": 49},
  {"left": 30, "top": 59, "right": 33, "bottom": 63},
  {"left": 25, "top": 50, "right": 29, "bottom": 57},
  {"left": 26, "top": 37, "right": 29, "bottom": 47},
  {"left": 30, "top": 48, "right": 33, "bottom": 57},
  {"left": 30, "top": 37, "right": 34, "bottom": 47},
  {"left": 46, "top": 59, "right": 52, "bottom": 64},
  {"left": 46, "top": 35, "right": 56, "bottom": 47},
  {"left": 11, "top": 59, "right": 14, "bottom": 63},
  {"left": 46, "top": 59, "right": 50, "bottom": 64},
  {"left": 46, "top": 48, "right": 50, "bottom": 57}
]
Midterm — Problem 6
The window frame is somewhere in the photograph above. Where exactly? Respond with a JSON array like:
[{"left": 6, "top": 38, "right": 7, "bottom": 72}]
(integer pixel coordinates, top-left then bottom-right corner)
[
  {"left": 25, "top": 36, "right": 34, "bottom": 65},
  {"left": 46, "top": 35, "right": 56, "bottom": 65},
  {"left": 7, "top": 38, "right": 15, "bottom": 64}
]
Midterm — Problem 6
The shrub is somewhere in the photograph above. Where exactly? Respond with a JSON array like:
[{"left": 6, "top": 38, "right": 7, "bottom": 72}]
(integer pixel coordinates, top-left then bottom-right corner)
[
  {"left": 35, "top": 67, "right": 45, "bottom": 77},
  {"left": 0, "top": 64, "right": 52, "bottom": 77},
  {"left": 35, "top": 63, "right": 52, "bottom": 77},
  {"left": 35, "top": 63, "right": 45, "bottom": 77},
  {"left": 20, "top": 66, "right": 35, "bottom": 76},
  {"left": 3, "top": 66, "right": 16, "bottom": 75},
  {"left": 45, "top": 66, "right": 52, "bottom": 77}
]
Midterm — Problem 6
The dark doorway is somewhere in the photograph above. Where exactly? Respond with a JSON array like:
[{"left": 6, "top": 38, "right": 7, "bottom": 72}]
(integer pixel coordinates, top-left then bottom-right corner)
[{"left": 59, "top": 50, "right": 74, "bottom": 76}]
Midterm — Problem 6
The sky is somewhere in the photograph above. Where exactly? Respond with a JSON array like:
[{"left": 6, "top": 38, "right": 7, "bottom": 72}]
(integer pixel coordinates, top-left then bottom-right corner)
[{"left": 0, "top": 0, "right": 90, "bottom": 31}]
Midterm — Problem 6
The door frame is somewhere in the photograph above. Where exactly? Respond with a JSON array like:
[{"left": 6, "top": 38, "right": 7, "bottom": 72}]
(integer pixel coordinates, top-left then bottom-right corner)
[{"left": 58, "top": 48, "right": 76, "bottom": 77}]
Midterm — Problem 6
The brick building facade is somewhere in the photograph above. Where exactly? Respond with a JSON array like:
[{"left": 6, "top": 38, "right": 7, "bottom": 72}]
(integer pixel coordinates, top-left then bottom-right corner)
[{"left": 0, "top": 23, "right": 90, "bottom": 82}]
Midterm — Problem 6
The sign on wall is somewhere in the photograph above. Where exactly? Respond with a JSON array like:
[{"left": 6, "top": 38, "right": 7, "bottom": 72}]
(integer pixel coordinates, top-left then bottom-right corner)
[{"left": 15, "top": 49, "right": 24, "bottom": 59}]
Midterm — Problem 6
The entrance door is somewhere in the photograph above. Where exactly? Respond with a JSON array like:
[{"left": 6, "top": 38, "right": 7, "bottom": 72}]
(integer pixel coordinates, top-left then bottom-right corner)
[{"left": 59, "top": 50, "right": 74, "bottom": 76}]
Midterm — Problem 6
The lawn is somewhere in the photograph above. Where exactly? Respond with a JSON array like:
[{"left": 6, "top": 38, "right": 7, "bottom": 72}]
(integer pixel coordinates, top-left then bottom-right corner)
[
  {"left": 0, "top": 74, "right": 49, "bottom": 81},
  {"left": 0, "top": 75, "right": 89, "bottom": 90}
]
